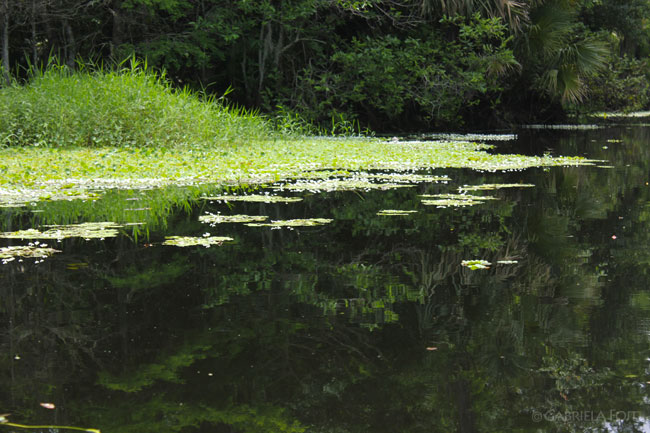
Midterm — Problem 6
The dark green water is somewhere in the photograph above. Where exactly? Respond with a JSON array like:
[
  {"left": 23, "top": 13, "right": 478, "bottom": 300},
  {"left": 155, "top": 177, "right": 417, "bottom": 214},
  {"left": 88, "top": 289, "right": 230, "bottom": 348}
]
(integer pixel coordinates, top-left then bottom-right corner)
[{"left": 2, "top": 125, "right": 650, "bottom": 433}]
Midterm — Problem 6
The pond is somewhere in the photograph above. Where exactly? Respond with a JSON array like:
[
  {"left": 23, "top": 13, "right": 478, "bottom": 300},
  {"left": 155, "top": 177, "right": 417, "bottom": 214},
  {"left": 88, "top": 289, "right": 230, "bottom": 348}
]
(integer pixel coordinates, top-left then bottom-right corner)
[{"left": 1, "top": 124, "right": 650, "bottom": 433}]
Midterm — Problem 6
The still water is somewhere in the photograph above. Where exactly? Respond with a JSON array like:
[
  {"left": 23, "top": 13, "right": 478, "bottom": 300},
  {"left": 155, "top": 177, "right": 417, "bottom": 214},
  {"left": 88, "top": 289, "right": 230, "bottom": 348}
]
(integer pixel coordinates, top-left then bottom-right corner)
[{"left": 2, "top": 125, "right": 650, "bottom": 433}]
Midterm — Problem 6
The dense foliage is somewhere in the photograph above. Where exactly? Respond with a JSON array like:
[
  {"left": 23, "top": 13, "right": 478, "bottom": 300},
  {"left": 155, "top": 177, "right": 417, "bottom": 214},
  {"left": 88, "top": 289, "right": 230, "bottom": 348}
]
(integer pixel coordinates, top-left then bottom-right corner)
[{"left": 1, "top": 0, "right": 650, "bottom": 130}]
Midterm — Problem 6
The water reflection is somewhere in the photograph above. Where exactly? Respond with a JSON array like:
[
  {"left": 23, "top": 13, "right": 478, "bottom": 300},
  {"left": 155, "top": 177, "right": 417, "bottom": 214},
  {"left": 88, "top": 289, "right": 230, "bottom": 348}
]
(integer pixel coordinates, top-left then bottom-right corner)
[{"left": 1, "top": 126, "right": 650, "bottom": 432}]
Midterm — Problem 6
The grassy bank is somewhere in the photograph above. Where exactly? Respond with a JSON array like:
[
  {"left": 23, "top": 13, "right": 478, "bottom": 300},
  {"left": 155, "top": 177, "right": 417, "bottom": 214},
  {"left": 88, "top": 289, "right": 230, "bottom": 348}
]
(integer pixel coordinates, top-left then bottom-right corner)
[
  {"left": 0, "top": 65, "right": 597, "bottom": 208},
  {"left": 0, "top": 61, "right": 270, "bottom": 148}
]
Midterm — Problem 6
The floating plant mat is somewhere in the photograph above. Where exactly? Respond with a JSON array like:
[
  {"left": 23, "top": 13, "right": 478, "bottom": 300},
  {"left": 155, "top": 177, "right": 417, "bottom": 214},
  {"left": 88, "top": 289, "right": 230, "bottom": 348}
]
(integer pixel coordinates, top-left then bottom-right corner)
[
  {"left": 0, "top": 137, "right": 597, "bottom": 207},
  {"left": 461, "top": 260, "right": 491, "bottom": 270},
  {"left": 423, "top": 133, "right": 517, "bottom": 141},
  {"left": 377, "top": 210, "right": 418, "bottom": 216},
  {"left": 521, "top": 124, "right": 603, "bottom": 130},
  {"left": 199, "top": 213, "right": 268, "bottom": 224},
  {"left": 590, "top": 110, "right": 650, "bottom": 118},
  {"left": 0, "top": 222, "right": 124, "bottom": 240},
  {"left": 163, "top": 235, "right": 234, "bottom": 247},
  {"left": 458, "top": 183, "right": 535, "bottom": 192},
  {"left": 420, "top": 193, "right": 496, "bottom": 208},
  {"left": 1, "top": 245, "right": 61, "bottom": 263},
  {"left": 245, "top": 218, "right": 333, "bottom": 228},
  {"left": 274, "top": 179, "right": 415, "bottom": 193},
  {"left": 203, "top": 195, "right": 302, "bottom": 203}
]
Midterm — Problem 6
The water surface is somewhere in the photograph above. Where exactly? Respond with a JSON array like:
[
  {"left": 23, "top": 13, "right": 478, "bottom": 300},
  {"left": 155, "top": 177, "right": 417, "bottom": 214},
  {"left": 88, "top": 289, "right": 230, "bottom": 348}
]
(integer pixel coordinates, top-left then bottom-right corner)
[{"left": 2, "top": 125, "right": 650, "bottom": 433}]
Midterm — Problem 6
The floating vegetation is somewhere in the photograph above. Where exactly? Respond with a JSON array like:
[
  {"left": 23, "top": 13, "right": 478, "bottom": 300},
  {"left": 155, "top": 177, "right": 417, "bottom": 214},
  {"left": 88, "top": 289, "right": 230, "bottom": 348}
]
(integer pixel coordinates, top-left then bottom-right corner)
[
  {"left": 0, "top": 244, "right": 61, "bottom": 263},
  {"left": 591, "top": 111, "right": 650, "bottom": 118},
  {"left": 376, "top": 210, "right": 418, "bottom": 216},
  {"left": 461, "top": 260, "right": 492, "bottom": 270},
  {"left": 521, "top": 124, "right": 602, "bottom": 130},
  {"left": 274, "top": 178, "right": 414, "bottom": 193},
  {"left": 163, "top": 235, "right": 234, "bottom": 247},
  {"left": 364, "top": 173, "right": 451, "bottom": 183},
  {"left": 423, "top": 133, "right": 517, "bottom": 141},
  {"left": 0, "top": 222, "right": 123, "bottom": 240},
  {"left": 420, "top": 193, "right": 495, "bottom": 208},
  {"left": 199, "top": 213, "right": 268, "bottom": 225},
  {"left": 245, "top": 218, "right": 333, "bottom": 228},
  {"left": 497, "top": 260, "right": 519, "bottom": 265},
  {"left": 458, "top": 183, "right": 535, "bottom": 192},
  {"left": 0, "top": 136, "right": 596, "bottom": 207},
  {"left": 203, "top": 195, "right": 302, "bottom": 203}
]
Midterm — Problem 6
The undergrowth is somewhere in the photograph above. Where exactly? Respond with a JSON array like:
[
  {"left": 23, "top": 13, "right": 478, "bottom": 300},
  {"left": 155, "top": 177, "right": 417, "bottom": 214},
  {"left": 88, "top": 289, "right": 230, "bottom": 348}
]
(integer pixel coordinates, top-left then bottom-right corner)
[{"left": 0, "top": 59, "right": 272, "bottom": 148}]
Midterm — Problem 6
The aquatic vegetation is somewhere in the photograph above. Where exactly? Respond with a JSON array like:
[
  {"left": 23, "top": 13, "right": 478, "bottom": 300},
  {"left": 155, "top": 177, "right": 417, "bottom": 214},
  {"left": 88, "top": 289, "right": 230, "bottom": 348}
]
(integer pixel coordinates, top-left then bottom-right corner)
[
  {"left": 461, "top": 259, "right": 492, "bottom": 270},
  {"left": 521, "top": 124, "right": 603, "bottom": 130},
  {"left": 376, "top": 210, "right": 418, "bottom": 216},
  {"left": 420, "top": 193, "right": 495, "bottom": 208},
  {"left": 592, "top": 111, "right": 650, "bottom": 118},
  {"left": 204, "top": 195, "right": 302, "bottom": 203},
  {"left": 245, "top": 218, "right": 333, "bottom": 228},
  {"left": 0, "top": 136, "right": 596, "bottom": 207},
  {"left": 458, "top": 183, "right": 535, "bottom": 192},
  {"left": 423, "top": 133, "right": 517, "bottom": 141},
  {"left": 274, "top": 178, "right": 414, "bottom": 193},
  {"left": 199, "top": 213, "right": 268, "bottom": 225},
  {"left": 0, "top": 244, "right": 61, "bottom": 263},
  {"left": 163, "top": 235, "right": 234, "bottom": 247},
  {"left": 0, "top": 222, "right": 123, "bottom": 240},
  {"left": 420, "top": 193, "right": 497, "bottom": 200},
  {"left": 364, "top": 173, "right": 451, "bottom": 183}
]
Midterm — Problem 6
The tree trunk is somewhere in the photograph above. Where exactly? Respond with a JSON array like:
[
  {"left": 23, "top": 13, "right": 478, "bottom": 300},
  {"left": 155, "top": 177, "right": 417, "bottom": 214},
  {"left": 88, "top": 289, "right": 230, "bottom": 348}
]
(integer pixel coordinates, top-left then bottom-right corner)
[
  {"left": 1, "top": 0, "right": 10, "bottom": 85},
  {"left": 110, "top": 0, "right": 122, "bottom": 59},
  {"left": 31, "top": 0, "right": 38, "bottom": 68},
  {"left": 63, "top": 18, "right": 75, "bottom": 68}
]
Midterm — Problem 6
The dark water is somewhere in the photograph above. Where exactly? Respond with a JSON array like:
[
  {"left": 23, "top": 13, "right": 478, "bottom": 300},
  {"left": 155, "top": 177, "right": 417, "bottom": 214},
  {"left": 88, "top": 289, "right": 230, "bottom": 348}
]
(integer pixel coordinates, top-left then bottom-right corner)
[{"left": 2, "top": 125, "right": 650, "bottom": 433}]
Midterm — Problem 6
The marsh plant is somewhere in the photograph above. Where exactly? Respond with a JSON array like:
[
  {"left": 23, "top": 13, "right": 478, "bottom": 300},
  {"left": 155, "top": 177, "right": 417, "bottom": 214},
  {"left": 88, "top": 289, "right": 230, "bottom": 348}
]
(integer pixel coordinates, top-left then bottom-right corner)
[{"left": 0, "top": 59, "right": 270, "bottom": 148}]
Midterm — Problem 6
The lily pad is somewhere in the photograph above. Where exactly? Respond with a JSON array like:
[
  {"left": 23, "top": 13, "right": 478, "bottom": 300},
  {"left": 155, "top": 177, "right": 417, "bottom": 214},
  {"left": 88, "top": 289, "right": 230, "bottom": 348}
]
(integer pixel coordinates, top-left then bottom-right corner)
[
  {"left": 204, "top": 195, "right": 302, "bottom": 203},
  {"left": 0, "top": 245, "right": 61, "bottom": 262},
  {"left": 199, "top": 213, "right": 268, "bottom": 224},
  {"left": 245, "top": 218, "right": 333, "bottom": 227},
  {"left": 458, "top": 183, "right": 535, "bottom": 192},
  {"left": 461, "top": 259, "right": 492, "bottom": 270},
  {"left": 0, "top": 222, "right": 123, "bottom": 240},
  {"left": 163, "top": 235, "right": 234, "bottom": 247},
  {"left": 376, "top": 210, "right": 418, "bottom": 216}
]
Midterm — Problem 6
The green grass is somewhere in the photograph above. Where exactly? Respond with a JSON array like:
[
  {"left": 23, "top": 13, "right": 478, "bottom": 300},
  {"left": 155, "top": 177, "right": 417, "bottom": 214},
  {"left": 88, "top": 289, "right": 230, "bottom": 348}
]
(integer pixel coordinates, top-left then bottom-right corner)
[
  {"left": 0, "top": 62, "right": 599, "bottom": 211},
  {"left": 0, "top": 60, "right": 270, "bottom": 148}
]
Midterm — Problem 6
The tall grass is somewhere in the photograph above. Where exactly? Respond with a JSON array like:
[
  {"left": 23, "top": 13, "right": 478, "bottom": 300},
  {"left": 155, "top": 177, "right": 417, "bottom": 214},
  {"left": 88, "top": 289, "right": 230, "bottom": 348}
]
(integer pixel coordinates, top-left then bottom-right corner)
[{"left": 0, "top": 59, "right": 272, "bottom": 148}]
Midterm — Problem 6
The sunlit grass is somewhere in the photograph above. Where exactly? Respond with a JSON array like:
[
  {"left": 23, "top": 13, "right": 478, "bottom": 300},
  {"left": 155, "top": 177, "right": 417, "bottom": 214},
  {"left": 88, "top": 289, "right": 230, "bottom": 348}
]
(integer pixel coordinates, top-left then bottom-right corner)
[{"left": 0, "top": 60, "right": 270, "bottom": 148}]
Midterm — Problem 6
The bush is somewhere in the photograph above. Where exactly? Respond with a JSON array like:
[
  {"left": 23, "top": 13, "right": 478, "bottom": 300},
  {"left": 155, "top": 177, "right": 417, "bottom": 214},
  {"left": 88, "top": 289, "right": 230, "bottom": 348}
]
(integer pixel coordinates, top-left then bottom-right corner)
[
  {"left": 583, "top": 55, "right": 650, "bottom": 112},
  {"left": 293, "top": 14, "right": 518, "bottom": 130}
]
